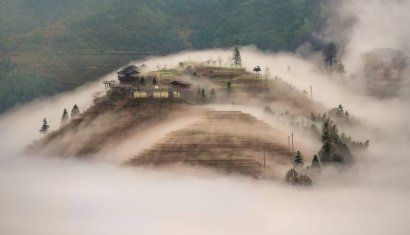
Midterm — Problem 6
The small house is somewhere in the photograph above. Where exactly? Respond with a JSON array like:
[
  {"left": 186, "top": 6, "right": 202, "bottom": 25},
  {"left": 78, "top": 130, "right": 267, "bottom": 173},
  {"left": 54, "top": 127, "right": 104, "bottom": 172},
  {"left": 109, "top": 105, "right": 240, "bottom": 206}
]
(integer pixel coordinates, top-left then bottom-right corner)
[
  {"left": 117, "top": 65, "right": 140, "bottom": 83},
  {"left": 169, "top": 80, "right": 192, "bottom": 89}
]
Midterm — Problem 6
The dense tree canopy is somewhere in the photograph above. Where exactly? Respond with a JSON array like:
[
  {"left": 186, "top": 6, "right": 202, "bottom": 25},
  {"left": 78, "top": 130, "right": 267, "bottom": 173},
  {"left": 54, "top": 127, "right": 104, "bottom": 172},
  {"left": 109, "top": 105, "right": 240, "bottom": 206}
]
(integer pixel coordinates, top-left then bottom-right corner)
[{"left": 318, "top": 119, "right": 353, "bottom": 164}]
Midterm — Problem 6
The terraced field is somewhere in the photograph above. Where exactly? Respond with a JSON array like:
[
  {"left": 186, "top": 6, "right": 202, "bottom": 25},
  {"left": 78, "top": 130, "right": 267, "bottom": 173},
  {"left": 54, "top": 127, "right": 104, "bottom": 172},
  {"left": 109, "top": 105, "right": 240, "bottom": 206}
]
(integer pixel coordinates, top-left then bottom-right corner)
[
  {"left": 128, "top": 110, "right": 292, "bottom": 177},
  {"left": 27, "top": 97, "right": 203, "bottom": 158}
]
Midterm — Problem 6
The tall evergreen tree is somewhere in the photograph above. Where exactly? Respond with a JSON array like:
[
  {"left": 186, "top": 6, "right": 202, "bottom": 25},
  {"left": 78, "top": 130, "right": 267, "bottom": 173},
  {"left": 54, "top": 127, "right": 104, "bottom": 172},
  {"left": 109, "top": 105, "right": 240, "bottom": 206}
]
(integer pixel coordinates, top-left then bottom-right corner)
[
  {"left": 201, "top": 89, "right": 206, "bottom": 100},
  {"left": 320, "top": 120, "right": 332, "bottom": 162},
  {"left": 311, "top": 155, "right": 320, "bottom": 169},
  {"left": 39, "top": 118, "right": 50, "bottom": 134},
  {"left": 71, "top": 104, "right": 80, "bottom": 119},
  {"left": 294, "top": 151, "right": 304, "bottom": 168},
  {"left": 323, "top": 42, "right": 338, "bottom": 68},
  {"left": 232, "top": 47, "right": 242, "bottom": 68},
  {"left": 61, "top": 108, "right": 69, "bottom": 125},
  {"left": 319, "top": 119, "right": 353, "bottom": 164}
]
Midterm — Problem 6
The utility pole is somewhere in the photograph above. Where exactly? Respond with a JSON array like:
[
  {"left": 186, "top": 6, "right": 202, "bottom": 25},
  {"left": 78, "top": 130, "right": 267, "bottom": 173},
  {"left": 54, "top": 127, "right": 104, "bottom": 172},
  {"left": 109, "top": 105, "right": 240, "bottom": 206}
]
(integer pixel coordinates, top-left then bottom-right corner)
[
  {"left": 263, "top": 148, "right": 266, "bottom": 168},
  {"left": 258, "top": 163, "right": 261, "bottom": 176},
  {"left": 291, "top": 131, "right": 294, "bottom": 154},
  {"left": 288, "top": 136, "right": 291, "bottom": 152},
  {"left": 310, "top": 86, "right": 313, "bottom": 100}
]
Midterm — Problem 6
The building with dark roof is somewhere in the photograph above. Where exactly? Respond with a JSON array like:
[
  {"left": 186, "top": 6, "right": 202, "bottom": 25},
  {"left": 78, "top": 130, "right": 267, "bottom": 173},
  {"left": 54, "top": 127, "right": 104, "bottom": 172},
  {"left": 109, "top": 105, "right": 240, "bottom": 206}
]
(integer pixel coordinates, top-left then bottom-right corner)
[{"left": 117, "top": 65, "right": 140, "bottom": 83}]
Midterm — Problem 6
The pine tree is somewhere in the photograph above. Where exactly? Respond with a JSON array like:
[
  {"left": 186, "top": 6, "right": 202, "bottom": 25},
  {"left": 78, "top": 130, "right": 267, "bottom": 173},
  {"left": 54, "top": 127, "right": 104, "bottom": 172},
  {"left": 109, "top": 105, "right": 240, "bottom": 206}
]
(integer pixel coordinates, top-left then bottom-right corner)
[
  {"left": 210, "top": 88, "right": 216, "bottom": 99},
  {"left": 39, "top": 118, "right": 50, "bottom": 134},
  {"left": 71, "top": 105, "right": 80, "bottom": 119},
  {"left": 294, "top": 151, "right": 304, "bottom": 168},
  {"left": 323, "top": 42, "right": 338, "bottom": 68},
  {"left": 311, "top": 155, "right": 320, "bottom": 169},
  {"left": 336, "top": 104, "right": 344, "bottom": 117},
  {"left": 232, "top": 47, "right": 242, "bottom": 68},
  {"left": 319, "top": 119, "right": 353, "bottom": 164},
  {"left": 201, "top": 89, "right": 206, "bottom": 100},
  {"left": 61, "top": 108, "right": 69, "bottom": 125},
  {"left": 319, "top": 120, "right": 332, "bottom": 162}
]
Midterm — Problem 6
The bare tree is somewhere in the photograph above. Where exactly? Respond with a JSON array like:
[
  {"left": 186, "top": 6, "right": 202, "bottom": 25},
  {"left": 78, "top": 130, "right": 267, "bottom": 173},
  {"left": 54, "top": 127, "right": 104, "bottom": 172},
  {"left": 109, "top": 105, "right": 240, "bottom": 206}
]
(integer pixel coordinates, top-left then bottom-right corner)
[
  {"left": 265, "top": 68, "right": 270, "bottom": 80},
  {"left": 218, "top": 56, "right": 223, "bottom": 67}
]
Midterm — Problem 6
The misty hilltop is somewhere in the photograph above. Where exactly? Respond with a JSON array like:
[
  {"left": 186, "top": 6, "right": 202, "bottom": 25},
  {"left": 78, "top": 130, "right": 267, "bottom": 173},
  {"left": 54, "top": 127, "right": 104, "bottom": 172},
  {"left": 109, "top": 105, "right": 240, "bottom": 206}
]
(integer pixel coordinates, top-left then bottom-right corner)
[
  {"left": 27, "top": 56, "right": 368, "bottom": 180},
  {"left": 2, "top": 0, "right": 410, "bottom": 234}
]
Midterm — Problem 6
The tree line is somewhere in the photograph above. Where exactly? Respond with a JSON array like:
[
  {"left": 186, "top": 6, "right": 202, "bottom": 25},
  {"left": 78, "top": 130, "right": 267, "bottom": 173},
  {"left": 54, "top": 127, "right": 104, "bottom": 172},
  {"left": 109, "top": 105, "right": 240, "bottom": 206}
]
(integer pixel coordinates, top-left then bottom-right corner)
[{"left": 39, "top": 104, "right": 80, "bottom": 134}]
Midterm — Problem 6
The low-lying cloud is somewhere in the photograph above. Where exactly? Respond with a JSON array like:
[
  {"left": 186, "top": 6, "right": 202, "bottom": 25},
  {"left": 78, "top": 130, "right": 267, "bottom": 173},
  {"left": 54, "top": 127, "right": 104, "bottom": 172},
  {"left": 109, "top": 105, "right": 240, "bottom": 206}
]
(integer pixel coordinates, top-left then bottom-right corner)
[
  {"left": 1, "top": 0, "right": 410, "bottom": 232},
  {"left": 1, "top": 46, "right": 410, "bottom": 234}
]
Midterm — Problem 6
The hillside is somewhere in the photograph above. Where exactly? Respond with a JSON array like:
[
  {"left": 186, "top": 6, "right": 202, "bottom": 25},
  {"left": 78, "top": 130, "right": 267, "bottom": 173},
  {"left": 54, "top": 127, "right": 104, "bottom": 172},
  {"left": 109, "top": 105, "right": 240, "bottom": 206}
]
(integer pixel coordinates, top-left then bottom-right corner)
[
  {"left": 0, "top": 0, "right": 323, "bottom": 113},
  {"left": 129, "top": 110, "right": 292, "bottom": 178},
  {"left": 27, "top": 64, "right": 324, "bottom": 178},
  {"left": 1, "top": 0, "right": 322, "bottom": 53}
]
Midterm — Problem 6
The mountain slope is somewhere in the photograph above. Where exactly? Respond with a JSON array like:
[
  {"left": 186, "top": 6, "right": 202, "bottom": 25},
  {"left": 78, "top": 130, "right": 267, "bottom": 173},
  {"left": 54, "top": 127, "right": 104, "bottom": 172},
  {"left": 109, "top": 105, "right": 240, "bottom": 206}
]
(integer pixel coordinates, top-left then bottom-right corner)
[
  {"left": 1, "top": 0, "right": 322, "bottom": 53},
  {"left": 0, "top": 0, "right": 323, "bottom": 113}
]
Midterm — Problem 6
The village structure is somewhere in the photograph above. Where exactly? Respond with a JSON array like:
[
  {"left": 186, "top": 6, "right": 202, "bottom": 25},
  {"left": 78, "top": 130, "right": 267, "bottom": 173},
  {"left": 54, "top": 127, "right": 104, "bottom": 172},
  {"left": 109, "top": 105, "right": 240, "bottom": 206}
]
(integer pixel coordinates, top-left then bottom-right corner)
[{"left": 103, "top": 65, "right": 193, "bottom": 99}]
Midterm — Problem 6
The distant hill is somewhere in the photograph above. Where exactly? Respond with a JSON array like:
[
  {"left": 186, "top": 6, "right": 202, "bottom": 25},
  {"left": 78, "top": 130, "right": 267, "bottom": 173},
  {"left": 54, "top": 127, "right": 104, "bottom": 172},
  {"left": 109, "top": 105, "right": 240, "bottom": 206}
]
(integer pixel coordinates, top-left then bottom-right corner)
[
  {"left": 0, "top": 0, "right": 323, "bottom": 113},
  {"left": 1, "top": 0, "right": 322, "bottom": 53}
]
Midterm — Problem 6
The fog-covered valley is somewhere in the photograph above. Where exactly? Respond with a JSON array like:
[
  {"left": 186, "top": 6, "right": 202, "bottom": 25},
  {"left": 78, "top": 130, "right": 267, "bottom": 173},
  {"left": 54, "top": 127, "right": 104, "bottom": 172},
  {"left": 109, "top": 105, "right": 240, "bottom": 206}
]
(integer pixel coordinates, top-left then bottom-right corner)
[
  {"left": 1, "top": 0, "right": 410, "bottom": 234},
  {"left": 1, "top": 45, "right": 409, "bottom": 234}
]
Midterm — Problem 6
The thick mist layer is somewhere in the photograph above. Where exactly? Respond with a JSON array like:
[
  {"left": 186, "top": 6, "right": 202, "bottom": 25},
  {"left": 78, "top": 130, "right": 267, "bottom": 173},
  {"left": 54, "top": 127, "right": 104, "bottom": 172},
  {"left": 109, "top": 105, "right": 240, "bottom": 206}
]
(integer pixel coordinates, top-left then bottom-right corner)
[
  {"left": 1, "top": 46, "right": 410, "bottom": 234},
  {"left": 1, "top": 157, "right": 409, "bottom": 235},
  {"left": 2, "top": 0, "right": 410, "bottom": 230},
  {"left": 321, "top": 0, "right": 410, "bottom": 73}
]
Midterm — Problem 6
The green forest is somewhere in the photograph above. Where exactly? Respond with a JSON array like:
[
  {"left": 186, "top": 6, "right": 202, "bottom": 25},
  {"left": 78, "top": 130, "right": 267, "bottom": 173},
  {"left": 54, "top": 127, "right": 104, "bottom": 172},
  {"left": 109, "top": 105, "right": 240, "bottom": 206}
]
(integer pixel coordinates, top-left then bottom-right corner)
[{"left": 0, "top": 0, "right": 324, "bottom": 112}]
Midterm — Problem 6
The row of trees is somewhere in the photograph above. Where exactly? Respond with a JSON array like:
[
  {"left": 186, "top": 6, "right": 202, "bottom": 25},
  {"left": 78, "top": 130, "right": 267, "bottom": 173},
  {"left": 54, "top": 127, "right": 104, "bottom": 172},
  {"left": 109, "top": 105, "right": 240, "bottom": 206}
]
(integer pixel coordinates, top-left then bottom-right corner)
[
  {"left": 285, "top": 108, "right": 366, "bottom": 186},
  {"left": 310, "top": 105, "right": 352, "bottom": 124},
  {"left": 233, "top": 48, "right": 264, "bottom": 79},
  {"left": 196, "top": 88, "right": 216, "bottom": 102},
  {"left": 39, "top": 104, "right": 80, "bottom": 134},
  {"left": 310, "top": 105, "right": 369, "bottom": 151},
  {"left": 233, "top": 42, "right": 345, "bottom": 76}
]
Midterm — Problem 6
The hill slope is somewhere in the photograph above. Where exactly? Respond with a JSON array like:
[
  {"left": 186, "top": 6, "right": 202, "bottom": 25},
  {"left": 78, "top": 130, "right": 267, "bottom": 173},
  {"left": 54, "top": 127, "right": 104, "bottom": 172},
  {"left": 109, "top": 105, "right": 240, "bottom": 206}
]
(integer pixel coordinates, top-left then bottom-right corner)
[{"left": 1, "top": 0, "right": 322, "bottom": 53}]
